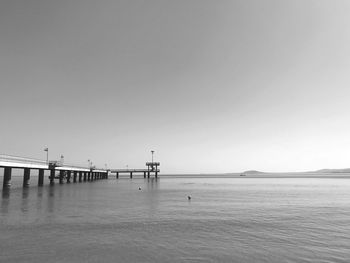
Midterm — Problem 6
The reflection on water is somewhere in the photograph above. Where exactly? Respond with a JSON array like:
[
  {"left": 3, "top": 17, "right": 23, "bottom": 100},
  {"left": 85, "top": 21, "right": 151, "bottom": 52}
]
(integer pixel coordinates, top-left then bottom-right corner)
[
  {"left": 146, "top": 177, "right": 159, "bottom": 190},
  {"left": 21, "top": 188, "right": 29, "bottom": 213},
  {"left": 1, "top": 188, "right": 10, "bottom": 214},
  {"left": 36, "top": 187, "right": 43, "bottom": 211},
  {"left": 47, "top": 185, "right": 55, "bottom": 213},
  {"left": 2, "top": 187, "right": 10, "bottom": 199}
]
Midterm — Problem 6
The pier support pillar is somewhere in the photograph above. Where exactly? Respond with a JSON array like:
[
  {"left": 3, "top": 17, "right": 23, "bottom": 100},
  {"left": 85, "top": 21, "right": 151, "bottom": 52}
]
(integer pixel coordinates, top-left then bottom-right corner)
[
  {"left": 83, "top": 172, "right": 87, "bottom": 181},
  {"left": 79, "top": 171, "right": 83, "bottom": 182},
  {"left": 143, "top": 172, "right": 146, "bottom": 178},
  {"left": 130, "top": 172, "right": 133, "bottom": 179},
  {"left": 147, "top": 171, "right": 150, "bottom": 178},
  {"left": 38, "top": 169, "right": 44, "bottom": 186},
  {"left": 155, "top": 171, "right": 158, "bottom": 178},
  {"left": 116, "top": 172, "right": 119, "bottom": 179},
  {"left": 3, "top": 167, "right": 12, "bottom": 188},
  {"left": 23, "top": 168, "right": 30, "bottom": 187},
  {"left": 87, "top": 172, "right": 90, "bottom": 181},
  {"left": 59, "top": 170, "right": 64, "bottom": 184},
  {"left": 50, "top": 170, "right": 55, "bottom": 185},
  {"left": 73, "top": 171, "right": 77, "bottom": 183},
  {"left": 66, "top": 171, "right": 71, "bottom": 183}
]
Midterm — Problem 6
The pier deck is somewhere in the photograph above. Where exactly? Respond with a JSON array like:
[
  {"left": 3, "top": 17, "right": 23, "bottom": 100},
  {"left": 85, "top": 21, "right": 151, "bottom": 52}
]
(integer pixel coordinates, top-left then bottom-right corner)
[
  {"left": 110, "top": 162, "right": 160, "bottom": 178},
  {"left": 0, "top": 154, "right": 108, "bottom": 188}
]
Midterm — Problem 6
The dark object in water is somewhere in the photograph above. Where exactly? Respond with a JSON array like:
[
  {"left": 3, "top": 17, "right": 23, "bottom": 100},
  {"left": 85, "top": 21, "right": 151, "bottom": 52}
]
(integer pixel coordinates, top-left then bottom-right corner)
[
  {"left": 138, "top": 187, "right": 141, "bottom": 190},
  {"left": 188, "top": 195, "right": 191, "bottom": 200}
]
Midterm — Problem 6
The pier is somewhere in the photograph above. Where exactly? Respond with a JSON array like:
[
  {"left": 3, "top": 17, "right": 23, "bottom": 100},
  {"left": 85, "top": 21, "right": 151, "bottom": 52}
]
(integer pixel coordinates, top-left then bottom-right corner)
[
  {"left": 0, "top": 154, "right": 108, "bottom": 189},
  {"left": 111, "top": 162, "right": 160, "bottom": 179}
]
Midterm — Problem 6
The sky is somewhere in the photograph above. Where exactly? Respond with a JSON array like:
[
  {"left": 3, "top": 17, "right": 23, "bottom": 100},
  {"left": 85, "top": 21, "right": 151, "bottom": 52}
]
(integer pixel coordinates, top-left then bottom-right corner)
[{"left": 1, "top": 0, "right": 350, "bottom": 174}]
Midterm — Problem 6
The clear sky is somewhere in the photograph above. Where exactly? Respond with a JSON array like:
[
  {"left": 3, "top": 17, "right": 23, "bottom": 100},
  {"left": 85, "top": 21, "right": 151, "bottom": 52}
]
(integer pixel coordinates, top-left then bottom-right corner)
[{"left": 1, "top": 0, "right": 350, "bottom": 173}]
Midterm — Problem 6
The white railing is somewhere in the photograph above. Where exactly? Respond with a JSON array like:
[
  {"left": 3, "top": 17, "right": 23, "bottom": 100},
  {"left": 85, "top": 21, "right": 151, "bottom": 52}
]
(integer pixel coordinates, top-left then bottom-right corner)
[
  {"left": 0, "top": 154, "right": 47, "bottom": 165},
  {"left": 0, "top": 154, "right": 107, "bottom": 171}
]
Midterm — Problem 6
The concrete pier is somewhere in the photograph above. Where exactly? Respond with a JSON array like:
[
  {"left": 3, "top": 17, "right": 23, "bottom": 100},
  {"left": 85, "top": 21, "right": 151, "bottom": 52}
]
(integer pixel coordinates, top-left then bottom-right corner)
[
  {"left": 1, "top": 154, "right": 108, "bottom": 189},
  {"left": 50, "top": 170, "right": 55, "bottom": 185},
  {"left": 23, "top": 168, "right": 30, "bottom": 187},
  {"left": 67, "top": 171, "right": 71, "bottom": 183},
  {"left": 59, "top": 170, "right": 64, "bottom": 184},
  {"left": 38, "top": 169, "right": 44, "bottom": 186},
  {"left": 73, "top": 171, "right": 77, "bottom": 183},
  {"left": 111, "top": 162, "right": 160, "bottom": 179},
  {"left": 3, "top": 167, "right": 12, "bottom": 188}
]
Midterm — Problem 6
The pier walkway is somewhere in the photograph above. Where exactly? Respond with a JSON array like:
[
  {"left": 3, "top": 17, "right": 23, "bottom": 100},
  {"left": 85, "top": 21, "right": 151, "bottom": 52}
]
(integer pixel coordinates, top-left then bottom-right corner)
[
  {"left": 0, "top": 154, "right": 108, "bottom": 189},
  {"left": 110, "top": 162, "right": 160, "bottom": 179}
]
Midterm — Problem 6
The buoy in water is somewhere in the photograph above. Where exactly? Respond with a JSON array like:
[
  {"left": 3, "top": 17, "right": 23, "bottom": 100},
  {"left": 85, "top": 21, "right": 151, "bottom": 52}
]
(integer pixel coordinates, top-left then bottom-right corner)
[
  {"left": 187, "top": 195, "right": 191, "bottom": 200},
  {"left": 138, "top": 187, "right": 141, "bottom": 190}
]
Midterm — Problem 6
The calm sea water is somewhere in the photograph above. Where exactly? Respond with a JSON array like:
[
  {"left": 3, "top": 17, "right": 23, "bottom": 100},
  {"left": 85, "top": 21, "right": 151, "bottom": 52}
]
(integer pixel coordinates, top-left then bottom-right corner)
[{"left": 1, "top": 175, "right": 350, "bottom": 262}]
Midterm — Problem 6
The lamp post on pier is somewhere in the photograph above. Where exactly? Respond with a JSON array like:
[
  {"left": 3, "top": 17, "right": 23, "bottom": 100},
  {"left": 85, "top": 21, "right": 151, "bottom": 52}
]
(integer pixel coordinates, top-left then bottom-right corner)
[{"left": 44, "top": 147, "right": 48, "bottom": 163}]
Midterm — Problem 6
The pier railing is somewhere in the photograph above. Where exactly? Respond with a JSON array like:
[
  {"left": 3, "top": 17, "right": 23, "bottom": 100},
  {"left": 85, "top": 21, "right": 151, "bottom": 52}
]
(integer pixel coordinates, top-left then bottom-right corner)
[
  {"left": 0, "top": 154, "right": 105, "bottom": 171},
  {"left": 0, "top": 154, "right": 49, "bottom": 169},
  {"left": 0, "top": 154, "right": 48, "bottom": 165}
]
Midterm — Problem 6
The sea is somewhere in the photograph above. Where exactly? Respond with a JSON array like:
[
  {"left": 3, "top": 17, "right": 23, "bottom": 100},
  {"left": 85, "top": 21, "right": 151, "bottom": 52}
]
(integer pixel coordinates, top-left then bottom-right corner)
[{"left": 1, "top": 172, "right": 350, "bottom": 262}]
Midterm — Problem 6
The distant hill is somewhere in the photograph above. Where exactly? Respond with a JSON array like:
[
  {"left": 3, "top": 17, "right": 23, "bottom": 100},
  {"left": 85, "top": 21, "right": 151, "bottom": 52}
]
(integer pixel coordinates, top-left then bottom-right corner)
[
  {"left": 240, "top": 168, "right": 350, "bottom": 175},
  {"left": 242, "top": 170, "right": 265, "bottom": 174},
  {"left": 313, "top": 168, "right": 350, "bottom": 173}
]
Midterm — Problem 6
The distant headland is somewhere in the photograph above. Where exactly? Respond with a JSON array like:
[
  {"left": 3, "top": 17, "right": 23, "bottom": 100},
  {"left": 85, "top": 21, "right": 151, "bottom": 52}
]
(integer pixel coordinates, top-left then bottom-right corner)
[
  {"left": 312, "top": 168, "right": 350, "bottom": 173},
  {"left": 161, "top": 168, "right": 350, "bottom": 177},
  {"left": 240, "top": 168, "right": 350, "bottom": 174}
]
